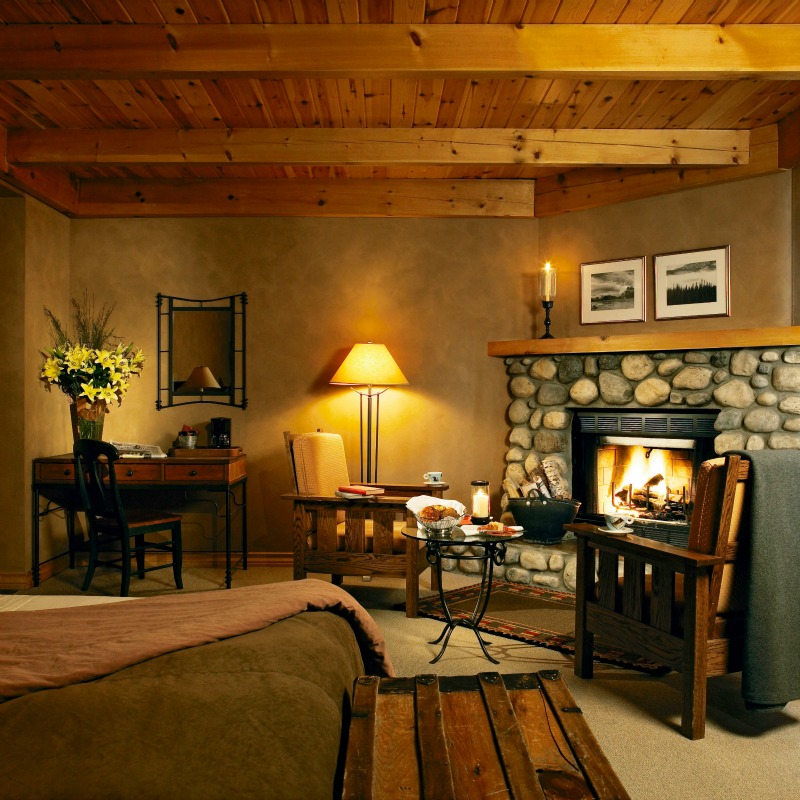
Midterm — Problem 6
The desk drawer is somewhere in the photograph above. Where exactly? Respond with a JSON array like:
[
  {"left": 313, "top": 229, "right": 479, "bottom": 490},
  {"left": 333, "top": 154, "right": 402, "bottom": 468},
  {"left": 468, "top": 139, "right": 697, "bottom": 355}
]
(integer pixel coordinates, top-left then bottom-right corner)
[
  {"left": 38, "top": 463, "right": 77, "bottom": 483},
  {"left": 165, "top": 463, "right": 225, "bottom": 482},
  {"left": 115, "top": 463, "right": 162, "bottom": 482}
]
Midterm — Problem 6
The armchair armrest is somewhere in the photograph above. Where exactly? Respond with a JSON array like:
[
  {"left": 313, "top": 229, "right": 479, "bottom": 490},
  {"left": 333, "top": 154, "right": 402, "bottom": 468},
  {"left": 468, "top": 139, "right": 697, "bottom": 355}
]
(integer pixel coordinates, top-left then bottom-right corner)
[{"left": 567, "top": 523, "right": 723, "bottom": 574}]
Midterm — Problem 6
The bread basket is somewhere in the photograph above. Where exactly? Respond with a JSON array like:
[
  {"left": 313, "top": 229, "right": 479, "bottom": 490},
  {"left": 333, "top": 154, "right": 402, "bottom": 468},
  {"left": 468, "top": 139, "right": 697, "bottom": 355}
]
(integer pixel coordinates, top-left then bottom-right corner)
[{"left": 406, "top": 495, "right": 467, "bottom": 532}]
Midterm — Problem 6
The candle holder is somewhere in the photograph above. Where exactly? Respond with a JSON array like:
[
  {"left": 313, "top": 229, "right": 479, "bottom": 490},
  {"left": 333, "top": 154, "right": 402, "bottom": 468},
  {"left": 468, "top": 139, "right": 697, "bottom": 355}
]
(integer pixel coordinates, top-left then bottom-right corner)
[
  {"left": 539, "top": 262, "right": 557, "bottom": 339},
  {"left": 471, "top": 480, "right": 491, "bottom": 525},
  {"left": 541, "top": 300, "right": 554, "bottom": 339}
]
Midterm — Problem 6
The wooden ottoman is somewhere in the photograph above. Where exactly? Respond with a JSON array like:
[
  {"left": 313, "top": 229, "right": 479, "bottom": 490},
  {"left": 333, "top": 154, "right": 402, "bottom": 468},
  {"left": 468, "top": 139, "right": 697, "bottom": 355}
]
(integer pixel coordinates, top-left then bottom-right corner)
[{"left": 342, "top": 670, "right": 629, "bottom": 800}]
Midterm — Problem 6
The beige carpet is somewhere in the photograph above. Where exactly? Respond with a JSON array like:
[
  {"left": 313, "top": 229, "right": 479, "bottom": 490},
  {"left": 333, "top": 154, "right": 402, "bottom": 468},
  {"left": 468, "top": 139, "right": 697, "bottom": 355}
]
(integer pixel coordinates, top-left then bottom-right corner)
[{"left": 15, "top": 567, "right": 800, "bottom": 800}]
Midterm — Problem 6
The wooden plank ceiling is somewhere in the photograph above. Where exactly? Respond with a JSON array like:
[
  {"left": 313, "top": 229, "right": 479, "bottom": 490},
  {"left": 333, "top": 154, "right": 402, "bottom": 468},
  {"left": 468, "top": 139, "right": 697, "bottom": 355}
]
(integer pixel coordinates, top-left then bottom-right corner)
[{"left": 0, "top": 0, "right": 800, "bottom": 218}]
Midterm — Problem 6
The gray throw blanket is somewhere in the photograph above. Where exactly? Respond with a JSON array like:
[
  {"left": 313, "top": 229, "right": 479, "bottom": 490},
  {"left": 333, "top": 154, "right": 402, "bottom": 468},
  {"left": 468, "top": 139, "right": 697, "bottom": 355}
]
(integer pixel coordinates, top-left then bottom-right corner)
[{"left": 733, "top": 450, "right": 800, "bottom": 709}]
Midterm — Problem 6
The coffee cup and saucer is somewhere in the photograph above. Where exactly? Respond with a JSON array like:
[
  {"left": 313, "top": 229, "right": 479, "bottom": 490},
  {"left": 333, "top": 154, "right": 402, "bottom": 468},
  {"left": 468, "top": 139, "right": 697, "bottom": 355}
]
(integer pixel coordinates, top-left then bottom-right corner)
[
  {"left": 423, "top": 471, "right": 444, "bottom": 486},
  {"left": 599, "top": 513, "right": 635, "bottom": 535}
]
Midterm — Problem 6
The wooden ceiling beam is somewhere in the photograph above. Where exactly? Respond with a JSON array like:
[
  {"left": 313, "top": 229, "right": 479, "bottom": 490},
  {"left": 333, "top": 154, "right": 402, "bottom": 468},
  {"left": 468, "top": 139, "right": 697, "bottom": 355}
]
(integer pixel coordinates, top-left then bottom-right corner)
[
  {"left": 778, "top": 106, "right": 800, "bottom": 169},
  {"left": 6, "top": 127, "right": 749, "bottom": 167},
  {"left": 0, "top": 24, "right": 799, "bottom": 80},
  {"left": 74, "top": 178, "right": 535, "bottom": 218},
  {"left": 534, "top": 124, "right": 779, "bottom": 216},
  {"left": 0, "top": 164, "right": 79, "bottom": 214}
]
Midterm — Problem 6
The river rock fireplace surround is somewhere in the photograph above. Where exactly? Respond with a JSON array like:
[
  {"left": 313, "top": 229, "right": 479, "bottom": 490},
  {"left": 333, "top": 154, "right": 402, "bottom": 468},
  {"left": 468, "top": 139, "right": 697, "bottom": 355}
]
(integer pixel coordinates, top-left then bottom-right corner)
[
  {"left": 440, "top": 327, "right": 800, "bottom": 591},
  {"left": 497, "top": 326, "right": 800, "bottom": 533}
]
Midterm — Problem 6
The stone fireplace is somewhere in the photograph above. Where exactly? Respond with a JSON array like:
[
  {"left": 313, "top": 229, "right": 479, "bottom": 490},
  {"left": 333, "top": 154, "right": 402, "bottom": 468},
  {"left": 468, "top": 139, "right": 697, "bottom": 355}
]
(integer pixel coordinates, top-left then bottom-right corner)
[{"left": 442, "top": 327, "right": 800, "bottom": 591}]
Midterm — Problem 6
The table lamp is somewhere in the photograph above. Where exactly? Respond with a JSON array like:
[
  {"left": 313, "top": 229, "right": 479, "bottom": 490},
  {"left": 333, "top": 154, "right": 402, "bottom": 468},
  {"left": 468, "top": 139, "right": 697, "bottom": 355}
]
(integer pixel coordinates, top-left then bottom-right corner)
[{"left": 181, "top": 365, "right": 221, "bottom": 394}]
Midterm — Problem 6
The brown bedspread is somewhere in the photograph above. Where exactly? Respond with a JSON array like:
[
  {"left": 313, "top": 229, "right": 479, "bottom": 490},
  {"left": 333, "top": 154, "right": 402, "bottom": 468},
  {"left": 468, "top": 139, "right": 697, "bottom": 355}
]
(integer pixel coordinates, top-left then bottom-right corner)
[
  {"left": 0, "top": 578, "right": 394, "bottom": 701},
  {"left": 1, "top": 610, "right": 370, "bottom": 800}
]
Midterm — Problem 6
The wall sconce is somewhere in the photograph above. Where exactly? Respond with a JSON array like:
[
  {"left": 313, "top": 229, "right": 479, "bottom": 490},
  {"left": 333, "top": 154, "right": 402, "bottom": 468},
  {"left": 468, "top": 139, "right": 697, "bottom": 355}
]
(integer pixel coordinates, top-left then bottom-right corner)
[
  {"left": 330, "top": 342, "right": 408, "bottom": 483},
  {"left": 539, "top": 262, "right": 557, "bottom": 339}
]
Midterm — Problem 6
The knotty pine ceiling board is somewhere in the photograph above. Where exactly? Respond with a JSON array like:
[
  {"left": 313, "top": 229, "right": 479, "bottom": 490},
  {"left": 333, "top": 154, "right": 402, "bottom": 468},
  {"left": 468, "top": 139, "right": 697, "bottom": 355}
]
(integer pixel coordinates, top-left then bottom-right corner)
[{"left": 0, "top": 2, "right": 799, "bottom": 216}]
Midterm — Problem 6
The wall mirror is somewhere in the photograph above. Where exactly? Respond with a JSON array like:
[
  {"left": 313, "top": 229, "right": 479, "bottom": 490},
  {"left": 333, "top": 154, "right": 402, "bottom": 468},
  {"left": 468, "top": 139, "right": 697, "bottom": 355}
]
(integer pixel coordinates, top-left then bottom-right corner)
[{"left": 156, "top": 293, "right": 247, "bottom": 410}]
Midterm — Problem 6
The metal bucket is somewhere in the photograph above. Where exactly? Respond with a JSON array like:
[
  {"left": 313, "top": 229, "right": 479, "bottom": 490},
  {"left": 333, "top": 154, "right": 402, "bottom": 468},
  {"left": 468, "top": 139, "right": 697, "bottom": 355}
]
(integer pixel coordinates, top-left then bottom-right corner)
[{"left": 508, "top": 497, "right": 581, "bottom": 545}]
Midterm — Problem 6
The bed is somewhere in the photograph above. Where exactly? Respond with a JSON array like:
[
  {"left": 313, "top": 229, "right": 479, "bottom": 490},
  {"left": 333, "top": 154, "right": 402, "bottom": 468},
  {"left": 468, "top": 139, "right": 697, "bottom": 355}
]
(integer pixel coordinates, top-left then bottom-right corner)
[{"left": 0, "top": 579, "right": 393, "bottom": 800}]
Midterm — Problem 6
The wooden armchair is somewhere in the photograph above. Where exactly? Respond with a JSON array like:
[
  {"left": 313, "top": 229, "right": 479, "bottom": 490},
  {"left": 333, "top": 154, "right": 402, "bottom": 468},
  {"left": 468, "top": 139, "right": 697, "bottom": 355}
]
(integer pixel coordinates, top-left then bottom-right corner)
[
  {"left": 282, "top": 431, "right": 447, "bottom": 617},
  {"left": 568, "top": 454, "right": 749, "bottom": 739}
]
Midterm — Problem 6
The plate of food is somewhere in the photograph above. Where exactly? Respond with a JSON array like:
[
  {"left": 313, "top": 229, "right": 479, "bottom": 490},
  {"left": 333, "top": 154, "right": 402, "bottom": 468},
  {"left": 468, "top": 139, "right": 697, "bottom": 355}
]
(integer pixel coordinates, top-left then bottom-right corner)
[{"left": 461, "top": 522, "right": 523, "bottom": 536}]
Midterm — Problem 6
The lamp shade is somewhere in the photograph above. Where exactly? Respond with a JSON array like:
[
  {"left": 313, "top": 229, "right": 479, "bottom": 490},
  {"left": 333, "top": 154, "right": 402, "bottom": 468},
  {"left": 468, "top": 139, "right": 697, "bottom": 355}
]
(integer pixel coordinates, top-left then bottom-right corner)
[
  {"left": 182, "top": 365, "right": 221, "bottom": 390},
  {"left": 330, "top": 343, "right": 408, "bottom": 387}
]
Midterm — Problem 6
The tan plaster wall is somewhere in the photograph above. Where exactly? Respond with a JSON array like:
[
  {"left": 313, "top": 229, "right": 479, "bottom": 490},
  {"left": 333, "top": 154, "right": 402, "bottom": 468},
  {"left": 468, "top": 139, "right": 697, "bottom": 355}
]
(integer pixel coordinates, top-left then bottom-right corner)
[
  {"left": 538, "top": 172, "right": 792, "bottom": 338},
  {"left": 5, "top": 169, "right": 795, "bottom": 582},
  {"left": 25, "top": 198, "right": 71, "bottom": 571},
  {"left": 0, "top": 198, "right": 26, "bottom": 575},
  {"left": 68, "top": 217, "right": 536, "bottom": 555},
  {"left": 793, "top": 168, "right": 800, "bottom": 325},
  {"left": 0, "top": 195, "right": 70, "bottom": 579}
]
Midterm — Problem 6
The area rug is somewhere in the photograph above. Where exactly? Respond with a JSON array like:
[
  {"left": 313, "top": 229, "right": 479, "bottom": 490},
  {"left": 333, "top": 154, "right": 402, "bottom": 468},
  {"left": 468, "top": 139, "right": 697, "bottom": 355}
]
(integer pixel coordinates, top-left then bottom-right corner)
[{"left": 412, "top": 581, "right": 669, "bottom": 675}]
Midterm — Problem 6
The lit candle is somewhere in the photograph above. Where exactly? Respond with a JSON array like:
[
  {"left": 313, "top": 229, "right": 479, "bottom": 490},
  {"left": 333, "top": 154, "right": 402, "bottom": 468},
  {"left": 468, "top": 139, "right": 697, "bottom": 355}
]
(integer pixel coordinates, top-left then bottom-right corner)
[
  {"left": 540, "top": 262, "right": 556, "bottom": 301},
  {"left": 473, "top": 489, "right": 489, "bottom": 518}
]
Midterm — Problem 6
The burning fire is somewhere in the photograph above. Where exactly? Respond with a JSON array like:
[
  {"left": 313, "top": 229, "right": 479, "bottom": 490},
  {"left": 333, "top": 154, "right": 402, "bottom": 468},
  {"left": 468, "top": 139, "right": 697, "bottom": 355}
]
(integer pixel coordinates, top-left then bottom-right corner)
[{"left": 602, "top": 445, "right": 688, "bottom": 519}]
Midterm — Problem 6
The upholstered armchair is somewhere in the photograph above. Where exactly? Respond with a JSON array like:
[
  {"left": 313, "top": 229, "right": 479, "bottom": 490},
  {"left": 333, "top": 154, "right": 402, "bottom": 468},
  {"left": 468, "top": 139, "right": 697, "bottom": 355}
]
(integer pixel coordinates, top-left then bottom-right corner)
[{"left": 282, "top": 431, "right": 447, "bottom": 617}]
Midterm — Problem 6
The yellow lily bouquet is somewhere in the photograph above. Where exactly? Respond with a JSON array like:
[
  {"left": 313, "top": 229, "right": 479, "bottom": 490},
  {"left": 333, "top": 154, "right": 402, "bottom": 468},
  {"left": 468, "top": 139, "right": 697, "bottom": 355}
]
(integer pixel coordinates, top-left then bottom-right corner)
[{"left": 40, "top": 293, "right": 145, "bottom": 439}]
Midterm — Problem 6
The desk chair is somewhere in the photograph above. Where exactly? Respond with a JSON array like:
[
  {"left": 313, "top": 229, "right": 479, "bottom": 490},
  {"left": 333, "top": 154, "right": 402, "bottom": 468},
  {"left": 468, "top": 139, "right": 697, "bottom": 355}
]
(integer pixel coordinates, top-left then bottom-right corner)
[
  {"left": 73, "top": 440, "right": 183, "bottom": 597},
  {"left": 569, "top": 454, "right": 749, "bottom": 739},
  {"left": 283, "top": 430, "right": 446, "bottom": 617}
]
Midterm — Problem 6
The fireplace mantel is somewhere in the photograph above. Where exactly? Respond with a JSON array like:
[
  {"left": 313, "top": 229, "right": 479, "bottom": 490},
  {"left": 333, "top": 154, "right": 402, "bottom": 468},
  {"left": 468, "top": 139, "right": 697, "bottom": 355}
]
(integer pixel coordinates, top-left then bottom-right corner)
[{"left": 488, "top": 326, "right": 800, "bottom": 358}]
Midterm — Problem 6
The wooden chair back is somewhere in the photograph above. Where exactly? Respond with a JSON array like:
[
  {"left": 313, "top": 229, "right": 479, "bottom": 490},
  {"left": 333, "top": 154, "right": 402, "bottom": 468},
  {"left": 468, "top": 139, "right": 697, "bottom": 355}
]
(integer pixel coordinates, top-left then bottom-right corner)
[{"left": 73, "top": 439, "right": 129, "bottom": 533}]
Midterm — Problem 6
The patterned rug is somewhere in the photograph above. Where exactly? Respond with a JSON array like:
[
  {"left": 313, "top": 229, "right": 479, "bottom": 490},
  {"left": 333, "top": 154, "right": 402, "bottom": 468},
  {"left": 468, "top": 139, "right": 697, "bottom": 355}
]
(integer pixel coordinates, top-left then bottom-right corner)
[{"left": 414, "top": 580, "right": 669, "bottom": 674}]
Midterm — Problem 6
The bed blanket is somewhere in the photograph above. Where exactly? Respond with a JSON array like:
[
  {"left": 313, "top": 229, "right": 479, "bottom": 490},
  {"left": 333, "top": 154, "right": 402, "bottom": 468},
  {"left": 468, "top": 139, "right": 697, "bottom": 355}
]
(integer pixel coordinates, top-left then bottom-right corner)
[
  {"left": 0, "top": 578, "right": 394, "bottom": 702},
  {"left": 0, "top": 611, "right": 368, "bottom": 800}
]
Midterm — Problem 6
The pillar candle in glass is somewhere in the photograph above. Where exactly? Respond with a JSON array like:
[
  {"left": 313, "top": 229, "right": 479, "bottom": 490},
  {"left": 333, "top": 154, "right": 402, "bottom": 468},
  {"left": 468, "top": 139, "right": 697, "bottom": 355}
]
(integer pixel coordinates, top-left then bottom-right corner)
[
  {"left": 539, "top": 262, "right": 557, "bottom": 301},
  {"left": 471, "top": 480, "right": 491, "bottom": 525}
]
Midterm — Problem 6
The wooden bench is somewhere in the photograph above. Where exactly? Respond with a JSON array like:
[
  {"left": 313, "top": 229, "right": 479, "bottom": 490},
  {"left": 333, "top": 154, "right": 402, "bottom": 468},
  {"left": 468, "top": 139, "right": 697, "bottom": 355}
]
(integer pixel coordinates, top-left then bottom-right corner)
[{"left": 342, "top": 671, "right": 629, "bottom": 800}]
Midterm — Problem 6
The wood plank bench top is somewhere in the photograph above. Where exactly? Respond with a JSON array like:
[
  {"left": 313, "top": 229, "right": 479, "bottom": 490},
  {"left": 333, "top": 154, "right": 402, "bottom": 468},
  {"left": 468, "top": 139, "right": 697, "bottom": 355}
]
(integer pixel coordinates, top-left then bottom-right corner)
[{"left": 342, "top": 670, "right": 629, "bottom": 800}]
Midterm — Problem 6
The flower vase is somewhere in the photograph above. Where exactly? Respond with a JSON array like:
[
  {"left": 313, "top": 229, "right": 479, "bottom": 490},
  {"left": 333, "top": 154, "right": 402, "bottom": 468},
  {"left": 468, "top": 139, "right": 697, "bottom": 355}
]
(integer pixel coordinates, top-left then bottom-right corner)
[{"left": 70, "top": 401, "right": 106, "bottom": 442}]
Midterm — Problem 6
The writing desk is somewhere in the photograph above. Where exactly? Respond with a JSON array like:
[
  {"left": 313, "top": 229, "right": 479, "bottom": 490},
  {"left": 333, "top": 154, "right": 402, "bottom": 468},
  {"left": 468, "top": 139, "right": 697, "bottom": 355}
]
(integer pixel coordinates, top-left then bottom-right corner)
[{"left": 32, "top": 453, "right": 247, "bottom": 589}]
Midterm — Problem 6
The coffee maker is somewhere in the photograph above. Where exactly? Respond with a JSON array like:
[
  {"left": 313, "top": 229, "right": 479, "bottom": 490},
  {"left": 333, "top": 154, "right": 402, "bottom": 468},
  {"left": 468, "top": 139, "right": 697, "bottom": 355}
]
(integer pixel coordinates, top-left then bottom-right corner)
[{"left": 209, "top": 417, "right": 232, "bottom": 448}]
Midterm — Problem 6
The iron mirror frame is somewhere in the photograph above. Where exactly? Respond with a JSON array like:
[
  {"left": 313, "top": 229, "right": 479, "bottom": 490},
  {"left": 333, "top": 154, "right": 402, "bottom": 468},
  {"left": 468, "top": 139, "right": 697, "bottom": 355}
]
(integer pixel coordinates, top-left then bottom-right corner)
[{"left": 156, "top": 292, "right": 247, "bottom": 410}]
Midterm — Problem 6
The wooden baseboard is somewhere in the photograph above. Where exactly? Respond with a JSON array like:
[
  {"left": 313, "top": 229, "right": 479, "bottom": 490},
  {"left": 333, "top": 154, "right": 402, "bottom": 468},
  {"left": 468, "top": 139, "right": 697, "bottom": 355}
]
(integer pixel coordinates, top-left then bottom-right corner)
[{"left": 0, "top": 551, "right": 294, "bottom": 592}]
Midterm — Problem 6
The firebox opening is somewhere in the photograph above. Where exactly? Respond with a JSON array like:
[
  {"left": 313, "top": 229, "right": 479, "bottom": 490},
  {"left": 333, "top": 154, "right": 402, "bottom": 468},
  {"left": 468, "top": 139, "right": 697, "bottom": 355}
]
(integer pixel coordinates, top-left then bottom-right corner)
[
  {"left": 570, "top": 407, "right": 720, "bottom": 547},
  {"left": 598, "top": 438, "right": 694, "bottom": 523}
]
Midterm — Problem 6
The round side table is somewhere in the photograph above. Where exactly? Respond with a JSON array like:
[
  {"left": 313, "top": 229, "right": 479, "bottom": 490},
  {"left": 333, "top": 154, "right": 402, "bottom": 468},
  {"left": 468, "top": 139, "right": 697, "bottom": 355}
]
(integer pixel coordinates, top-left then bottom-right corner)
[{"left": 402, "top": 525, "right": 523, "bottom": 664}]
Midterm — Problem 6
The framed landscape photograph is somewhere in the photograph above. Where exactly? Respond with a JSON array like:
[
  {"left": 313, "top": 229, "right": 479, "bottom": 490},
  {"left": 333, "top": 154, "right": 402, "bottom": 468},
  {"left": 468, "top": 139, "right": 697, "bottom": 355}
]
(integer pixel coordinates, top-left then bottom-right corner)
[
  {"left": 654, "top": 245, "right": 730, "bottom": 320},
  {"left": 580, "top": 257, "right": 646, "bottom": 325}
]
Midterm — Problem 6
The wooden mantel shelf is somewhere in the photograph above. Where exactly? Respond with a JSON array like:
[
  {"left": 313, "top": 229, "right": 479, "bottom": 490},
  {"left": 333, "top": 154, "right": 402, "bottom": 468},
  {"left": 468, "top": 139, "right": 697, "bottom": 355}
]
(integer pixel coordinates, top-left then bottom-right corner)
[{"left": 488, "top": 326, "right": 800, "bottom": 358}]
